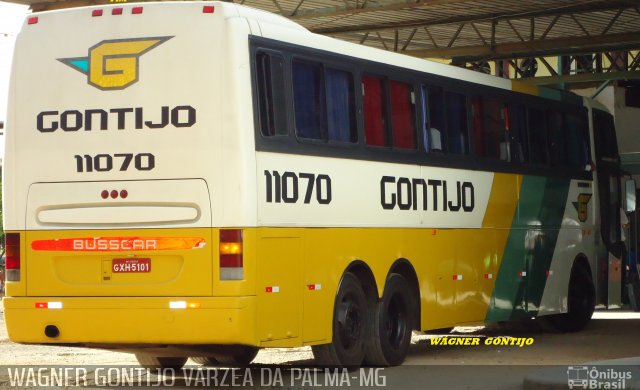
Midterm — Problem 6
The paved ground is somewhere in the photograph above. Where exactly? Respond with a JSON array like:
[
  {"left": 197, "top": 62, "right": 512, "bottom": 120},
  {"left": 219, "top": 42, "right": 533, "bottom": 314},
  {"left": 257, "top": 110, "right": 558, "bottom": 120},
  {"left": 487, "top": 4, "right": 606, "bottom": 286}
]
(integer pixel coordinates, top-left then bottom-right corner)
[{"left": 1, "top": 307, "right": 639, "bottom": 389}]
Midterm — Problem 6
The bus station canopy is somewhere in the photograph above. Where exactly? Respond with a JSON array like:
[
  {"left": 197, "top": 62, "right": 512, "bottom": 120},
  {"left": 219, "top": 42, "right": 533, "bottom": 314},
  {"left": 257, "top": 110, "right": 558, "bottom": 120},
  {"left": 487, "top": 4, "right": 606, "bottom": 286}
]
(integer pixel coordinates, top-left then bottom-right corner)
[{"left": 6, "top": 0, "right": 640, "bottom": 63}]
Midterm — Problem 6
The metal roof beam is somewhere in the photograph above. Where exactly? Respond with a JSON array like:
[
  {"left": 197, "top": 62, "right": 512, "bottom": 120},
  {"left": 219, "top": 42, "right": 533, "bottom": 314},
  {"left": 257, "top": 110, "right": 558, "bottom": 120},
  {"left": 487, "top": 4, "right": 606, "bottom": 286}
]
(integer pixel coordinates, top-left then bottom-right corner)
[
  {"left": 405, "top": 31, "right": 640, "bottom": 60},
  {"left": 523, "top": 70, "right": 640, "bottom": 86},
  {"left": 290, "top": 0, "right": 468, "bottom": 20},
  {"left": 309, "top": 0, "right": 640, "bottom": 34}
]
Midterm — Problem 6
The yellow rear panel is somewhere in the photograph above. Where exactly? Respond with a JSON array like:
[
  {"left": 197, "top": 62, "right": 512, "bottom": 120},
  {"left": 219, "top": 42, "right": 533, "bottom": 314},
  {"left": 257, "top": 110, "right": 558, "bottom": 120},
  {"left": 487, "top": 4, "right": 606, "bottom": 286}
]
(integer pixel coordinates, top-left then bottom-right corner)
[{"left": 25, "top": 228, "right": 213, "bottom": 297}]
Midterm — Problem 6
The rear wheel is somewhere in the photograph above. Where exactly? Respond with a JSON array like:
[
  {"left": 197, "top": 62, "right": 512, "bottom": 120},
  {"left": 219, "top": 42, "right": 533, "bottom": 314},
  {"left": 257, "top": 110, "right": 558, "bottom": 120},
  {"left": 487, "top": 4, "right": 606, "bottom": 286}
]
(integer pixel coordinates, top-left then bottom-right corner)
[
  {"left": 547, "top": 263, "right": 595, "bottom": 332},
  {"left": 364, "top": 273, "right": 413, "bottom": 366},
  {"left": 135, "top": 354, "right": 188, "bottom": 369},
  {"left": 312, "top": 272, "right": 368, "bottom": 367}
]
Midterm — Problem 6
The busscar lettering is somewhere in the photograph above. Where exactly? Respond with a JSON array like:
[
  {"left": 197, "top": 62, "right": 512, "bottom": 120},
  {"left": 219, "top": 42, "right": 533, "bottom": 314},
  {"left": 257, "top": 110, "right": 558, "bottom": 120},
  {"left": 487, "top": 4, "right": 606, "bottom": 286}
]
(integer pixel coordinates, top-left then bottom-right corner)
[
  {"left": 381, "top": 176, "right": 475, "bottom": 212},
  {"left": 73, "top": 239, "right": 158, "bottom": 251},
  {"left": 36, "top": 105, "right": 196, "bottom": 132}
]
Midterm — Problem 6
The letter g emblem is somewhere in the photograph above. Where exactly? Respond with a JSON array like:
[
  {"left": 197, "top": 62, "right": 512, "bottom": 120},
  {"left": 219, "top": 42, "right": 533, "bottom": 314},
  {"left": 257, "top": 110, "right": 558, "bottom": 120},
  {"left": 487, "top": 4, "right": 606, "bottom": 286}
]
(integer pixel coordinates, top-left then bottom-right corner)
[{"left": 59, "top": 36, "right": 173, "bottom": 90}]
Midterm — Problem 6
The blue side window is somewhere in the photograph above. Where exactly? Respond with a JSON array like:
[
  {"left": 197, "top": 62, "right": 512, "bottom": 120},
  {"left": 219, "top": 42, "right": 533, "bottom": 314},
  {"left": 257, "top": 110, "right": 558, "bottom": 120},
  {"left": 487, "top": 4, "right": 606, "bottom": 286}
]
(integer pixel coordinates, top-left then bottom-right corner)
[
  {"left": 292, "top": 61, "right": 325, "bottom": 140},
  {"left": 326, "top": 68, "right": 356, "bottom": 142}
]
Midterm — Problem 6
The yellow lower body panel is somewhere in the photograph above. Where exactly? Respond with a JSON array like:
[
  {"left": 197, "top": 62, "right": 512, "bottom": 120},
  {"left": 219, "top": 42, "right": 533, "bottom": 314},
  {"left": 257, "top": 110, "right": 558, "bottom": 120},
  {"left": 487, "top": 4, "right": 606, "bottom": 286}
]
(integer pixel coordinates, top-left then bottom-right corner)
[{"left": 2, "top": 296, "right": 256, "bottom": 346}]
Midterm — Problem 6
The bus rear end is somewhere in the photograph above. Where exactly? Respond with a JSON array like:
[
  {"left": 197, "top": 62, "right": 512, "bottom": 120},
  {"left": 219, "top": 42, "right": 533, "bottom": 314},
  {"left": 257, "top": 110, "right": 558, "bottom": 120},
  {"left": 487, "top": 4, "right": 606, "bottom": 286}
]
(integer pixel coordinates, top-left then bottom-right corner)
[{"left": 2, "top": 2, "right": 259, "bottom": 362}]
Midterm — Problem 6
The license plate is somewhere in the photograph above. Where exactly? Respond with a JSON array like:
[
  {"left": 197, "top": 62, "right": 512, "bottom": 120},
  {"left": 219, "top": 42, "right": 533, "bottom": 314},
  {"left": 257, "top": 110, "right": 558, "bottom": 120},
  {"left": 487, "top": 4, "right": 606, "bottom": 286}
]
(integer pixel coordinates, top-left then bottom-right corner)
[{"left": 112, "top": 258, "right": 151, "bottom": 273}]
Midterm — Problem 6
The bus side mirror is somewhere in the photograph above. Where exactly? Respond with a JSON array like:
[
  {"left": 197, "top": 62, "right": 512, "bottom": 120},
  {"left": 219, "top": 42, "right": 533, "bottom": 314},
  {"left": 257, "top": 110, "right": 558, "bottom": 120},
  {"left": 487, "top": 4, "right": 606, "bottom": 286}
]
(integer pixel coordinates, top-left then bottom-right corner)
[{"left": 625, "top": 179, "right": 636, "bottom": 213}]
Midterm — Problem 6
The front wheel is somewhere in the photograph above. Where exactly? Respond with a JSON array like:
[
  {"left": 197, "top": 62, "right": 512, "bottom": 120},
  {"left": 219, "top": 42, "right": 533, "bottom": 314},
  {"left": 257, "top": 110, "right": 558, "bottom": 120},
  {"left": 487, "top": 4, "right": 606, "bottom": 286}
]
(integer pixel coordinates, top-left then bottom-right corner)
[
  {"left": 547, "top": 263, "right": 595, "bottom": 332},
  {"left": 312, "top": 272, "right": 368, "bottom": 367},
  {"left": 364, "top": 273, "right": 414, "bottom": 366}
]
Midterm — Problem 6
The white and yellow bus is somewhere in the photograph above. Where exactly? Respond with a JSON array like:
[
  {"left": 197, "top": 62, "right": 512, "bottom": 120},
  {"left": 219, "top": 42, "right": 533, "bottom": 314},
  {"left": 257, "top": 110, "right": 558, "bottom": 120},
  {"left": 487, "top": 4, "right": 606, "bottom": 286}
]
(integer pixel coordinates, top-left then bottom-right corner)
[{"left": 2, "top": 1, "right": 635, "bottom": 367}]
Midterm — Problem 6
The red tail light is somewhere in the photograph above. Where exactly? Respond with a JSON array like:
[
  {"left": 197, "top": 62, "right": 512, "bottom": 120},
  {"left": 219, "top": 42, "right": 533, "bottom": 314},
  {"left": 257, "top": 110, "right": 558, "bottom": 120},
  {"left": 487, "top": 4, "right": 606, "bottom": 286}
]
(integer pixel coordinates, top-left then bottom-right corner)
[
  {"left": 5, "top": 233, "right": 20, "bottom": 269},
  {"left": 5, "top": 233, "right": 21, "bottom": 282},
  {"left": 219, "top": 229, "right": 243, "bottom": 280}
]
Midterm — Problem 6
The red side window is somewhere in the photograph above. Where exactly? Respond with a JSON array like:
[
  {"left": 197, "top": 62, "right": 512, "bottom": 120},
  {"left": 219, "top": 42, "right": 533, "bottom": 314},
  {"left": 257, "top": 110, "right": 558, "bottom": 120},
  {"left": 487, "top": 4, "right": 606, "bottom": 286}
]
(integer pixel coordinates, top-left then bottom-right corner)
[
  {"left": 390, "top": 80, "right": 416, "bottom": 149},
  {"left": 362, "top": 75, "right": 387, "bottom": 147}
]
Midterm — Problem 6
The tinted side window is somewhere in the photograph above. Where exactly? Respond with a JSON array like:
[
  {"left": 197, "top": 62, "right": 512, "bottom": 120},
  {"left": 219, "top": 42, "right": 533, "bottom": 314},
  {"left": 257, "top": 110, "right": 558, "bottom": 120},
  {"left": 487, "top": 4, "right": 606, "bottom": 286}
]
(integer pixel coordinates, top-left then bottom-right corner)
[
  {"left": 363, "top": 75, "right": 388, "bottom": 147},
  {"left": 528, "top": 108, "right": 548, "bottom": 165},
  {"left": 593, "top": 110, "right": 618, "bottom": 160},
  {"left": 445, "top": 92, "right": 469, "bottom": 155},
  {"left": 509, "top": 105, "right": 529, "bottom": 163},
  {"left": 472, "top": 97, "right": 507, "bottom": 160},
  {"left": 256, "top": 52, "right": 287, "bottom": 136},
  {"left": 547, "top": 110, "right": 567, "bottom": 167},
  {"left": 292, "top": 60, "right": 326, "bottom": 140},
  {"left": 565, "top": 112, "right": 590, "bottom": 170}
]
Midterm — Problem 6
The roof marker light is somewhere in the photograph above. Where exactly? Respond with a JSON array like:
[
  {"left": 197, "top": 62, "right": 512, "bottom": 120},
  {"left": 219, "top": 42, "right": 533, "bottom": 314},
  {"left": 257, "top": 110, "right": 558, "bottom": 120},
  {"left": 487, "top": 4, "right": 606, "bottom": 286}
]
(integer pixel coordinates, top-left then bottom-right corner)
[
  {"left": 110, "top": 190, "right": 118, "bottom": 199},
  {"left": 112, "top": 8, "right": 123, "bottom": 15},
  {"left": 92, "top": 9, "right": 103, "bottom": 17},
  {"left": 120, "top": 190, "right": 128, "bottom": 199},
  {"left": 203, "top": 5, "right": 215, "bottom": 13},
  {"left": 132, "top": 7, "right": 143, "bottom": 14},
  {"left": 27, "top": 16, "right": 38, "bottom": 25}
]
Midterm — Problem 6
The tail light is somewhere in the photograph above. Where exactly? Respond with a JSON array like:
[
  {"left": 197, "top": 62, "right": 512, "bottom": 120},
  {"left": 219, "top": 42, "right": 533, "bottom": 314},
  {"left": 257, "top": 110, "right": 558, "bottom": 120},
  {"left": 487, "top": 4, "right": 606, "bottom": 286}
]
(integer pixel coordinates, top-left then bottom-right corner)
[
  {"left": 5, "top": 233, "right": 21, "bottom": 282},
  {"left": 219, "top": 229, "right": 243, "bottom": 280}
]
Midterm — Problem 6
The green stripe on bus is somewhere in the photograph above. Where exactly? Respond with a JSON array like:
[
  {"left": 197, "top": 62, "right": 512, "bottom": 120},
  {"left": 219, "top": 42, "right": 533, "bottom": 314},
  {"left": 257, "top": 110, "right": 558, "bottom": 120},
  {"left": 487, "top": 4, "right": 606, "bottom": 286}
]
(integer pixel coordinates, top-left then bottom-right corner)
[{"left": 486, "top": 176, "right": 570, "bottom": 322}]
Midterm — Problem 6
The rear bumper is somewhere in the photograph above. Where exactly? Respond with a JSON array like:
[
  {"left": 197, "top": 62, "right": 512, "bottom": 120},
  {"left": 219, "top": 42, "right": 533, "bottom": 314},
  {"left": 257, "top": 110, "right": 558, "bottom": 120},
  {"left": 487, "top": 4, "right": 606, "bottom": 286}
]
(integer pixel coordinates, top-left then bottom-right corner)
[{"left": 2, "top": 296, "right": 256, "bottom": 346}]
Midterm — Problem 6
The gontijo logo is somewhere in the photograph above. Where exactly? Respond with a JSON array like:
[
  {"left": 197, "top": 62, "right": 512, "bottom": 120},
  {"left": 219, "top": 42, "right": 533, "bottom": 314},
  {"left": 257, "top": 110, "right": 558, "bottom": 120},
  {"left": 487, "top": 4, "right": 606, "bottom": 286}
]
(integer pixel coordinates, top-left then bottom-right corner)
[{"left": 58, "top": 36, "right": 173, "bottom": 90}]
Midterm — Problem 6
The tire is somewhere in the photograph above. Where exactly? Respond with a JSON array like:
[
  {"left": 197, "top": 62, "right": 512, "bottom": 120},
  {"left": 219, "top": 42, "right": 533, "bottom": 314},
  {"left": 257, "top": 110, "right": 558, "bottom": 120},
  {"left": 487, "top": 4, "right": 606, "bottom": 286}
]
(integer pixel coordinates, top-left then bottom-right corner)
[
  {"left": 364, "top": 273, "right": 414, "bottom": 366},
  {"left": 547, "top": 263, "right": 595, "bottom": 332},
  {"left": 312, "top": 272, "right": 368, "bottom": 367},
  {"left": 215, "top": 346, "right": 259, "bottom": 366},
  {"left": 191, "top": 356, "right": 219, "bottom": 366},
  {"left": 135, "top": 354, "right": 188, "bottom": 369}
]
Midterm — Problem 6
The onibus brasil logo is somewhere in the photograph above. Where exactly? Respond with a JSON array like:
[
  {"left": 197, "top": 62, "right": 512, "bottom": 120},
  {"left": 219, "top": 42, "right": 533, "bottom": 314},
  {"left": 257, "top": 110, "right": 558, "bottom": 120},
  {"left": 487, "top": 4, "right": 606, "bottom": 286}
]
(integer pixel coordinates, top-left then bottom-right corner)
[{"left": 58, "top": 36, "right": 173, "bottom": 90}]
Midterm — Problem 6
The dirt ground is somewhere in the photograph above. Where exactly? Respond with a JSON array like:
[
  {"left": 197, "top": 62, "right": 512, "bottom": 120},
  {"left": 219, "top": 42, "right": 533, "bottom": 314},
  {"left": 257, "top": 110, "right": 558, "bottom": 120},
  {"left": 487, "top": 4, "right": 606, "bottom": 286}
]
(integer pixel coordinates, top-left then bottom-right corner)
[{"left": 1, "top": 306, "right": 639, "bottom": 389}]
